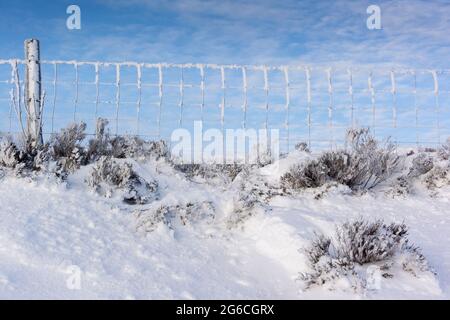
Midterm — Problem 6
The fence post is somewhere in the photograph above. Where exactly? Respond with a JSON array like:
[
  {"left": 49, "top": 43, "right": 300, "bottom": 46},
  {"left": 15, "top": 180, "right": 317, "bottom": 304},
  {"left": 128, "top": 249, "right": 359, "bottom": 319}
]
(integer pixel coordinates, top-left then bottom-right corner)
[{"left": 24, "top": 39, "right": 43, "bottom": 146}]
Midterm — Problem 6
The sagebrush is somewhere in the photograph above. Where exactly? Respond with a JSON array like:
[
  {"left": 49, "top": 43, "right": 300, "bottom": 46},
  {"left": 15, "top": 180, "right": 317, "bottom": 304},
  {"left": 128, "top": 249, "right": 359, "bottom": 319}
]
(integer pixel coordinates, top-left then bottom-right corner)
[
  {"left": 0, "top": 118, "right": 168, "bottom": 179},
  {"left": 282, "top": 128, "right": 399, "bottom": 192},
  {"left": 86, "top": 156, "right": 158, "bottom": 205},
  {"left": 299, "top": 218, "right": 431, "bottom": 291},
  {"left": 134, "top": 201, "right": 215, "bottom": 232}
]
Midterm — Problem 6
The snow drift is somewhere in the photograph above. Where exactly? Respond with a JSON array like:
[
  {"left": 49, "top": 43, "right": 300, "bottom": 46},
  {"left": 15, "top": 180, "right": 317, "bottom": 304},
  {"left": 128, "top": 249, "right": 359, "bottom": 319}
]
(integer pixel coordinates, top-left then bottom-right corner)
[{"left": 0, "top": 125, "right": 449, "bottom": 299}]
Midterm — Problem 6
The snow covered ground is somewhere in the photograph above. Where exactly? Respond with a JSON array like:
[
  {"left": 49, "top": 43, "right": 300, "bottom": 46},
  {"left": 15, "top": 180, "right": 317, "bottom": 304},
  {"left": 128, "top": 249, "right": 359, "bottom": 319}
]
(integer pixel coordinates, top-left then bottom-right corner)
[{"left": 0, "top": 150, "right": 449, "bottom": 299}]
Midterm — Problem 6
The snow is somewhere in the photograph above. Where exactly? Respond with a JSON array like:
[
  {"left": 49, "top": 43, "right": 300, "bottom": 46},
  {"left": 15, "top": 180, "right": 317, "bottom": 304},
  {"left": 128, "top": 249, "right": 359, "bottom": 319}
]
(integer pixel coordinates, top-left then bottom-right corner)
[{"left": 0, "top": 152, "right": 449, "bottom": 299}]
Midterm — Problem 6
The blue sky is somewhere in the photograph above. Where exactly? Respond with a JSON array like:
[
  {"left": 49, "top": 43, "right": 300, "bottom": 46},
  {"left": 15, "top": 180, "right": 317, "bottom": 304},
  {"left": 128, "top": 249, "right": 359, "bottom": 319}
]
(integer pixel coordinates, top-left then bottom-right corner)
[
  {"left": 1, "top": 0, "right": 450, "bottom": 150},
  {"left": 1, "top": 0, "right": 449, "bottom": 67}
]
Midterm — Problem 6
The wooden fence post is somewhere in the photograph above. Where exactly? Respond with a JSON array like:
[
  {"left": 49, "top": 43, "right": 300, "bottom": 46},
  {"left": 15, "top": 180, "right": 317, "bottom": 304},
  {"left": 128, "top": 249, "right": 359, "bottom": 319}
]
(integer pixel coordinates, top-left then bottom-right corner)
[{"left": 24, "top": 39, "right": 43, "bottom": 146}]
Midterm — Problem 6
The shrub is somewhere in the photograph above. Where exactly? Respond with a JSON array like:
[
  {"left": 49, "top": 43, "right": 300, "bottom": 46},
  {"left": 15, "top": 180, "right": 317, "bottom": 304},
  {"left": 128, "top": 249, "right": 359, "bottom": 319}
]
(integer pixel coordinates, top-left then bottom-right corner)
[
  {"left": 256, "top": 146, "right": 274, "bottom": 167},
  {"left": 408, "top": 153, "right": 434, "bottom": 178},
  {"left": 2, "top": 119, "right": 170, "bottom": 179},
  {"left": 50, "top": 123, "right": 86, "bottom": 159},
  {"left": 295, "top": 142, "right": 310, "bottom": 153},
  {"left": 281, "top": 161, "right": 327, "bottom": 190},
  {"left": 1, "top": 123, "right": 88, "bottom": 176},
  {"left": 0, "top": 137, "right": 20, "bottom": 168},
  {"left": 281, "top": 129, "right": 399, "bottom": 192},
  {"left": 0, "top": 136, "right": 52, "bottom": 174},
  {"left": 334, "top": 219, "right": 408, "bottom": 264},
  {"left": 110, "top": 136, "right": 168, "bottom": 160},
  {"left": 438, "top": 138, "right": 450, "bottom": 160},
  {"left": 86, "top": 156, "right": 158, "bottom": 205},
  {"left": 300, "top": 232, "right": 359, "bottom": 290},
  {"left": 299, "top": 218, "right": 431, "bottom": 291},
  {"left": 49, "top": 122, "right": 87, "bottom": 173},
  {"left": 86, "top": 118, "right": 111, "bottom": 161},
  {"left": 134, "top": 201, "right": 215, "bottom": 232},
  {"left": 135, "top": 205, "right": 170, "bottom": 232},
  {"left": 227, "top": 186, "right": 261, "bottom": 228},
  {"left": 30, "top": 143, "right": 52, "bottom": 173},
  {"left": 227, "top": 171, "right": 282, "bottom": 227},
  {"left": 423, "top": 165, "right": 450, "bottom": 190},
  {"left": 145, "top": 139, "right": 169, "bottom": 160},
  {"left": 173, "top": 163, "right": 247, "bottom": 182},
  {"left": 345, "top": 128, "right": 399, "bottom": 190},
  {"left": 320, "top": 151, "right": 351, "bottom": 182},
  {"left": 87, "top": 118, "right": 169, "bottom": 161},
  {"left": 386, "top": 176, "right": 412, "bottom": 198}
]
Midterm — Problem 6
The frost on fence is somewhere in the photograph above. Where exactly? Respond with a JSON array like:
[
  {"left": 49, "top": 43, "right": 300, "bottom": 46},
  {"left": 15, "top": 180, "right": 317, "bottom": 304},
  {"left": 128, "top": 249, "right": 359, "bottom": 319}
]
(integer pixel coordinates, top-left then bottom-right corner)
[{"left": 0, "top": 59, "right": 450, "bottom": 152}]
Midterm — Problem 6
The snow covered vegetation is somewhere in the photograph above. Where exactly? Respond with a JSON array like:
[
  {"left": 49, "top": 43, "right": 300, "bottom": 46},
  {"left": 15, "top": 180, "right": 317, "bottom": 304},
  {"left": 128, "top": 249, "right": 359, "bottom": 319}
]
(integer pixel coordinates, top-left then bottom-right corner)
[
  {"left": 0, "top": 123, "right": 449, "bottom": 299},
  {"left": 299, "top": 219, "right": 432, "bottom": 292},
  {"left": 281, "top": 129, "right": 399, "bottom": 192}
]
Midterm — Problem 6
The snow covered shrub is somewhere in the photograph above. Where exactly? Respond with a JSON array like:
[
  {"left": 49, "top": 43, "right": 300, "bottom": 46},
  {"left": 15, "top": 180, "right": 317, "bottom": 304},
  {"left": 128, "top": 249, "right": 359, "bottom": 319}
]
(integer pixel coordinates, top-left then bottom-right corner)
[
  {"left": 220, "top": 164, "right": 247, "bottom": 181},
  {"left": 280, "top": 150, "right": 351, "bottom": 191},
  {"left": 173, "top": 163, "right": 246, "bottom": 183},
  {"left": 256, "top": 147, "right": 274, "bottom": 167},
  {"left": 300, "top": 232, "right": 360, "bottom": 290},
  {"left": 299, "top": 218, "right": 431, "bottom": 291},
  {"left": 50, "top": 123, "right": 86, "bottom": 159},
  {"left": 386, "top": 176, "right": 412, "bottom": 198},
  {"left": 384, "top": 153, "right": 434, "bottom": 197},
  {"left": 49, "top": 122, "right": 87, "bottom": 173},
  {"left": 86, "top": 156, "right": 158, "bottom": 204},
  {"left": 145, "top": 139, "right": 169, "bottom": 160},
  {"left": 111, "top": 136, "right": 168, "bottom": 160},
  {"left": 423, "top": 165, "right": 450, "bottom": 191},
  {"left": 281, "top": 129, "right": 399, "bottom": 192},
  {"left": 87, "top": 118, "right": 169, "bottom": 162},
  {"left": 134, "top": 205, "right": 170, "bottom": 232},
  {"left": 86, "top": 118, "right": 111, "bottom": 161},
  {"left": 176, "top": 201, "right": 215, "bottom": 226},
  {"left": 0, "top": 137, "right": 20, "bottom": 168},
  {"left": 227, "top": 171, "right": 282, "bottom": 227},
  {"left": 0, "top": 136, "right": 53, "bottom": 175},
  {"left": 334, "top": 219, "right": 408, "bottom": 264},
  {"left": 408, "top": 153, "right": 434, "bottom": 178},
  {"left": 312, "top": 182, "right": 351, "bottom": 200},
  {"left": 29, "top": 143, "right": 52, "bottom": 173},
  {"left": 172, "top": 163, "right": 202, "bottom": 177},
  {"left": 387, "top": 153, "right": 440, "bottom": 197},
  {"left": 2, "top": 122, "right": 89, "bottom": 176},
  {"left": 438, "top": 138, "right": 450, "bottom": 160},
  {"left": 344, "top": 128, "right": 399, "bottom": 189},
  {"left": 227, "top": 186, "right": 261, "bottom": 228},
  {"left": 134, "top": 201, "right": 215, "bottom": 232},
  {"left": 281, "top": 150, "right": 362, "bottom": 191},
  {"left": 2, "top": 119, "right": 169, "bottom": 179},
  {"left": 281, "top": 161, "right": 327, "bottom": 190},
  {"left": 295, "top": 142, "right": 310, "bottom": 153}
]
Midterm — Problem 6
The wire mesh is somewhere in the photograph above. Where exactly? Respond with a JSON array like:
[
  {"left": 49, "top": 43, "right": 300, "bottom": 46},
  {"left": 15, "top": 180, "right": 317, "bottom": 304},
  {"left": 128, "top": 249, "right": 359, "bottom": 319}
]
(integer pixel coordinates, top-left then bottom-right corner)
[{"left": 0, "top": 59, "right": 449, "bottom": 152}]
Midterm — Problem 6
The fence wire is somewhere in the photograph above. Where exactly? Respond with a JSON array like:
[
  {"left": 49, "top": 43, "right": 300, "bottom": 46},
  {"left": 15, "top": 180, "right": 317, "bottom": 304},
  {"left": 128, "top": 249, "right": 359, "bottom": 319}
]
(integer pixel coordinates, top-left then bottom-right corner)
[{"left": 1, "top": 58, "right": 450, "bottom": 152}]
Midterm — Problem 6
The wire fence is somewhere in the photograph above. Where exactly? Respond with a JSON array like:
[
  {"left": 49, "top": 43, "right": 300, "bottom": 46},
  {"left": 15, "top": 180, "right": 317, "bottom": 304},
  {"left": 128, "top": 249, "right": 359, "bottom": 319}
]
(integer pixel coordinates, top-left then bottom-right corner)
[{"left": 1, "top": 58, "right": 450, "bottom": 152}]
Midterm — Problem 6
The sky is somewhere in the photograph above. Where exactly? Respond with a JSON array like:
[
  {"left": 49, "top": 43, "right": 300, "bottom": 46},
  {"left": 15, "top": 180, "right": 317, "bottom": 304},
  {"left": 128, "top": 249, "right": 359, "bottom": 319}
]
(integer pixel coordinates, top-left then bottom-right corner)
[
  {"left": 1, "top": 0, "right": 450, "bottom": 151},
  {"left": 0, "top": 0, "right": 449, "bottom": 68}
]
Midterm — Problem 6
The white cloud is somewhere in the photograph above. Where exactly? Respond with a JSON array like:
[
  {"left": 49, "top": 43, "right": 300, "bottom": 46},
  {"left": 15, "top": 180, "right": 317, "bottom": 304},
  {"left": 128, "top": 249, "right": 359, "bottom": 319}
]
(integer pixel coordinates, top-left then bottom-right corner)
[{"left": 83, "top": 0, "right": 450, "bottom": 69}]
